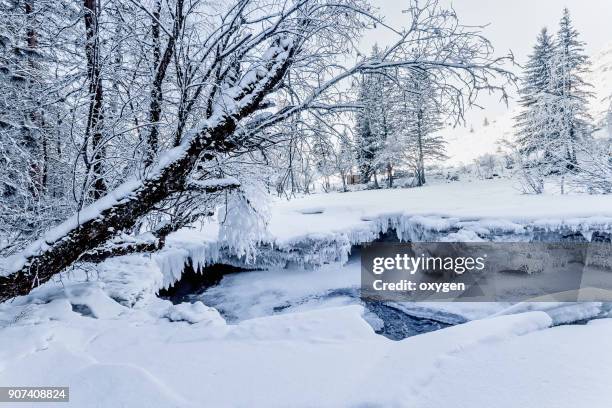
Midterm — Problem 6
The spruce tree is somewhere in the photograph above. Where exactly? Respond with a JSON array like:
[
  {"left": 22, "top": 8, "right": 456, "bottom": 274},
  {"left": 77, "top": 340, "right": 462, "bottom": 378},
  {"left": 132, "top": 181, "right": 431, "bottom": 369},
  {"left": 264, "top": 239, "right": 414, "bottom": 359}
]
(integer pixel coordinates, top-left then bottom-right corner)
[
  {"left": 551, "top": 8, "right": 593, "bottom": 169},
  {"left": 355, "top": 72, "right": 380, "bottom": 184},
  {"left": 514, "top": 27, "right": 556, "bottom": 162}
]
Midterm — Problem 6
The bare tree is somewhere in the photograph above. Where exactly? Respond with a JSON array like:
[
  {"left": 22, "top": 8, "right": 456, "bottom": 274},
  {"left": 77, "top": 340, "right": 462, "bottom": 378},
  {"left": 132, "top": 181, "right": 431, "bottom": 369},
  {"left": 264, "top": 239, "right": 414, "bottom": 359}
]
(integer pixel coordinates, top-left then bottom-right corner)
[
  {"left": 0, "top": 0, "right": 515, "bottom": 301},
  {"left": 83, "top": 0, "right": 107, "bottom": 199}
]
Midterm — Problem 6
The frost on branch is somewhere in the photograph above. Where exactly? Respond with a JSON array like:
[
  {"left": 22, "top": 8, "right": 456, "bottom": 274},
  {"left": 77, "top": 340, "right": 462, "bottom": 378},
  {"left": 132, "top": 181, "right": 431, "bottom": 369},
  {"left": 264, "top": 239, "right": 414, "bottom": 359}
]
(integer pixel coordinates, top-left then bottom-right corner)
[{"left": 218, "top": 182, "right": 271, "bottom": 263}]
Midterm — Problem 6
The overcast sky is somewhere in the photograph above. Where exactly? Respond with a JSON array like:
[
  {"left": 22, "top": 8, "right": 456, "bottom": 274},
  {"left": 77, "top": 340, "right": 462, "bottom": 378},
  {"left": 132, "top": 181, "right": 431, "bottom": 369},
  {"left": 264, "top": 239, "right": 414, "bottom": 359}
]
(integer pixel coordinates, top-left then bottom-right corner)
[{"left": 362, "top": 0, "right": 612, "bottom": 123}]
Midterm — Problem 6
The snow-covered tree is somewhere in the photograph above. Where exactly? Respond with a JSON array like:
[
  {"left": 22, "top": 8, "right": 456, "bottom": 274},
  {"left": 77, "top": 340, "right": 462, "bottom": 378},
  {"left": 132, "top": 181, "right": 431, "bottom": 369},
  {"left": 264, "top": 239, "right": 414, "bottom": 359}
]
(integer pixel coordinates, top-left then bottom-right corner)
[
  {"left": 514, "top": 9, "right": 593, "bottom": 187},
  {"left": 550, "top": 8, "right": 593, "bottom": 169},
  {"left": 514, "top": 27, "right": 556, "bottom": 163},
  {"left": 474, "top": 154, "right": 499, "bottom": 180},
  {"left": 310, "top": 121, "right": 335, "bottom": 192},
  {"left": 401, "top": 70, "right": 446, "bottom": 186},
  {"left": 334, "top": 131, "right": 355, "bottom": 192},
  {"left": 355, "top": 46, "right": 406, "bottom": 188},
  {"left": 0, "top": 0, "right": 516, "bottom": 301},
  {"left": 368, "top": 54, "right": 402, "bottom": 187},
  {"left": 355, "top": 72, "right": 381, "bottom": 185},
  {"left": 0, "top": 0, "right": 76, "bottom": 253}
]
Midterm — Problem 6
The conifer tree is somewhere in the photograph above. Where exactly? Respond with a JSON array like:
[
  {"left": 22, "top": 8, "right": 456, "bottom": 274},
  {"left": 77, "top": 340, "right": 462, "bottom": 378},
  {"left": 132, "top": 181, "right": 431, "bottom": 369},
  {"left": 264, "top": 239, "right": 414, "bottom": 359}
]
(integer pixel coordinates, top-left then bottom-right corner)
[
  {"left": 551, "top": 8, "right": 593, "bottom": 169},
  {"left": 355, "top": 72, "right": 380, "bottom": 184},
  {"left": 514, "top": 27, "right": 556, "bottom": 162},
  {"left": 402, "top": 70, "right": 446, "bottom": 186},
  {"left": 514, "top": 9, "right": 593, "bottom": 175}
]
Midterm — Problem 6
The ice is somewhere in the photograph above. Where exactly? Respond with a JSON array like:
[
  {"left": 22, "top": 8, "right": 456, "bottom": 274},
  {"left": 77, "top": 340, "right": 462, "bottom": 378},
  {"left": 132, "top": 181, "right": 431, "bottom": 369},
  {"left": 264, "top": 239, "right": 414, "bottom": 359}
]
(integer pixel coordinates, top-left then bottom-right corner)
[{"left": 199, "top": 259, "right": 361, "bottom": 322}]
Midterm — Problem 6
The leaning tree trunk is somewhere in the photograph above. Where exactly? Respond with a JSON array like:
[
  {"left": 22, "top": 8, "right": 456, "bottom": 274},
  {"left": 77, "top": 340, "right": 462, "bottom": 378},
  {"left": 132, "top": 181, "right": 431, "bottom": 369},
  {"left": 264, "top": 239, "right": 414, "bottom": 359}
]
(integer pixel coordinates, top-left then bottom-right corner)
[{"left": 0, "top": 39, "right": 295, "bottom": 302}]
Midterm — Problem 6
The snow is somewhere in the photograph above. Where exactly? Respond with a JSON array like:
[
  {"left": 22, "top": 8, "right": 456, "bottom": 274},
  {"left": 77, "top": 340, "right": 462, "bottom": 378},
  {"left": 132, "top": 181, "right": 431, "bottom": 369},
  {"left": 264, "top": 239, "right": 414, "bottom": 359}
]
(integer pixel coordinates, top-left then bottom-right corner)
[
  {"left": 9, "top": 177, "right": 609, "bottom": 282},
  {"left": 266, "top": 179, "right": 612, "bottom": 244},
  {"left": 3, "top": 277, "right": 612, "bottom": 408},
  {"left": 492, "top": 301, "right": 609, "bottom": 325},
  {"left": 187, "top": 176, "right": 239, "bottom": 189},
  {"left": 164, "top": 301, "right": 226, "bottom": 325},
  {"left": 410, "top": 319, "right": 612, "bottom": 408},
  {"left": 128, "top": 178, "right": 612, "bottom": 291},
  {"left": 1, "top": 178, "right": 612, "bottom": 407}
]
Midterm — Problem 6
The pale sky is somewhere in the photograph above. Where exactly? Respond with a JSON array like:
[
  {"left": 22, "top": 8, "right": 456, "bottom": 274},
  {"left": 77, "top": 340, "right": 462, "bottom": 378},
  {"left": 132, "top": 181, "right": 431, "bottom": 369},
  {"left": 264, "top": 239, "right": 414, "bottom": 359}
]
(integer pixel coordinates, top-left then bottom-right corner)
[{"left": 362, "top": 0, "right": 612, "bottom": 123}]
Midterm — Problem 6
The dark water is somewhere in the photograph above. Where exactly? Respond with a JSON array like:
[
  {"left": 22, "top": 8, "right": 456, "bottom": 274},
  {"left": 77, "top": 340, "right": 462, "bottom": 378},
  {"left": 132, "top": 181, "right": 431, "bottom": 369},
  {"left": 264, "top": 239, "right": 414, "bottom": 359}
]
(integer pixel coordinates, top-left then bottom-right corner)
[
  {"left": 324, "top": 287, "right": 466, "bottom": 340},
  {"left": 365, "top": 301, "right": 453, "bottom": 340},
  {"left": 159, "top": 249, "right": 468, "bottom": 340},
  {"left": 158, "top": 262, "right": 251, "bottom": 304}
]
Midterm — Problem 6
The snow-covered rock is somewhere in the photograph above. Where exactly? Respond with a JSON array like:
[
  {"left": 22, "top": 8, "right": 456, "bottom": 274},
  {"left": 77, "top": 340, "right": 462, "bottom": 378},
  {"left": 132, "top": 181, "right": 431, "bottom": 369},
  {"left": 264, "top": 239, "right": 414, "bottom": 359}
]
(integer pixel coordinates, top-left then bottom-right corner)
[{"left": 165, "top": 301, "right": 226, "bottom": 326}]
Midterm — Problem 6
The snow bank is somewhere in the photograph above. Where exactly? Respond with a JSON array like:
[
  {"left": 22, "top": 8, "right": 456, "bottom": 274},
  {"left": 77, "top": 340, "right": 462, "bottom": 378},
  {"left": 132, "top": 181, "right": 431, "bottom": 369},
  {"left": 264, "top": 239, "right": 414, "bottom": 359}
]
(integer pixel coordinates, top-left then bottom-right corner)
[
  {"left": 493, "top": 301, "right": 609, "bottom": 325},
  {"left": 145, "top": 179, "right": 612, "bottom": 291},
  {"left": 7, "top": 288, "right": 605, "bottom": 408}
]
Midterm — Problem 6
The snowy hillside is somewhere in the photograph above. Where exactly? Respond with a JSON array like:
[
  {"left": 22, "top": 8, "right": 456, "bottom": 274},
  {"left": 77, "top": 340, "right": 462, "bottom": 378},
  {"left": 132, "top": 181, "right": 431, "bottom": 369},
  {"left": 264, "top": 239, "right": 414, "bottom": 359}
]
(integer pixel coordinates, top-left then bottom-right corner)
[
  {"left": 588, "top": 42, "right": 612, "bottom": 120},
  {"left": 443, "top": 43, "right": 612, "bottom": 165},
  {"left": 440, "top": 113, "right": 516, "bottom": 165}
]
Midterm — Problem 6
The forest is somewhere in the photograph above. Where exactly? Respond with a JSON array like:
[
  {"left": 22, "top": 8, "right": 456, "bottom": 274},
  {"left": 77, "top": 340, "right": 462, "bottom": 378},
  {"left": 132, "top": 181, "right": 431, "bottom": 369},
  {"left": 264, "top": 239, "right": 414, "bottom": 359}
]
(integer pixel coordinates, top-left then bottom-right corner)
[{"left": 0, "top": 0, "right": 517, "bottom": 299}]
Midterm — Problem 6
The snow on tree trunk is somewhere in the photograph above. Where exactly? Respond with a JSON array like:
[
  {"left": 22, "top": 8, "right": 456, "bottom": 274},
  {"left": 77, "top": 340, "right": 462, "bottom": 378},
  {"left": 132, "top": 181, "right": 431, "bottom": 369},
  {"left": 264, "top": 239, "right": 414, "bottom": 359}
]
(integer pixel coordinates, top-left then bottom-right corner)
[{"left": 0, "top": 38, "right": 295, "bottom": 302}]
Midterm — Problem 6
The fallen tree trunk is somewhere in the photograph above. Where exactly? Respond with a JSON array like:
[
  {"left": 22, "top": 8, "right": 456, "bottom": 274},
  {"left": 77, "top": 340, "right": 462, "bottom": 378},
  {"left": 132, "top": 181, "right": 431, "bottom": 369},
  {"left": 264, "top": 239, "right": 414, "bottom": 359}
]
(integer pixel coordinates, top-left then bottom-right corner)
[{"left": 0, "top": 38, "right": 294, "bottom": 302}]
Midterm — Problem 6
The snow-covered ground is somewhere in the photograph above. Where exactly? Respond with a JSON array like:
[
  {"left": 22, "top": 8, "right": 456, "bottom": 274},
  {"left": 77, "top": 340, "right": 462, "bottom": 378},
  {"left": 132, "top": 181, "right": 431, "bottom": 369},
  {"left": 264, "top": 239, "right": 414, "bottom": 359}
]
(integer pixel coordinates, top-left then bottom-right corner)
[
  {"left": 171, "top": 178, "right": 612, "bottom": 246},
  {"left": 1, "top": 270, "right": 611, "bottom": 408},
  {"left": 160, "top": 178, "right": 612, "bottom": 289},
  {"left": 2, "top": 179, "right": 612, "bottom": 407},
  {"left": 266, "top": 178, "right": 612, "bottom": 241}
]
